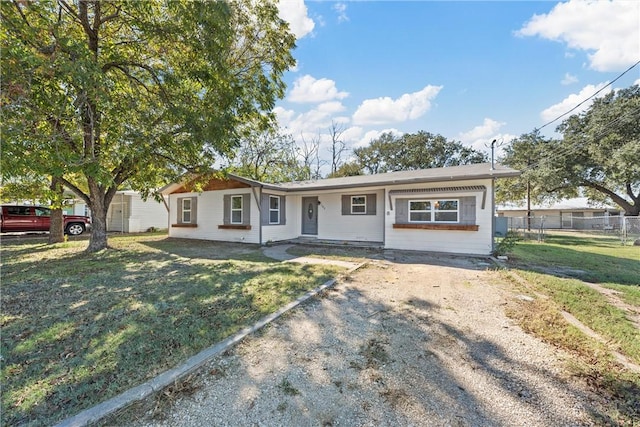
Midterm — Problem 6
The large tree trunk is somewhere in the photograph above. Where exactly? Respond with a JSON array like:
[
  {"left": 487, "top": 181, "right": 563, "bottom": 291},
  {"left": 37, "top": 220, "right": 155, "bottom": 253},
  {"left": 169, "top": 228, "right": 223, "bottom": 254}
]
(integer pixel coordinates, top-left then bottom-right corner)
[
  {"left": 85, "top": 180, "right": 117, "bottom": 252},
  {"left": 87, "top": 194, "right": 108, "bottom": 252},
  {"left": 48, "top": 177, "right": 65, "bottom": 244}
]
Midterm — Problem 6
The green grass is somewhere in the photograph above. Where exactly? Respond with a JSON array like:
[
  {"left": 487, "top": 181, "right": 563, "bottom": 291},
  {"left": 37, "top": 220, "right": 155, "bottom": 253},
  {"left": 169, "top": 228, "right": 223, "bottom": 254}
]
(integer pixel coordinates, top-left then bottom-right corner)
[
  {"left": 0, "top": 234, "right": 343, "bottom": 426},
  {"left": 513, "top": 270, "right": 640, "bottom": 364},
  {"left": 509, "top": 231, "right": 640, "bottom": 303},
  {"left": 502, "top": 231, "right": 640, "bottom": 423}
]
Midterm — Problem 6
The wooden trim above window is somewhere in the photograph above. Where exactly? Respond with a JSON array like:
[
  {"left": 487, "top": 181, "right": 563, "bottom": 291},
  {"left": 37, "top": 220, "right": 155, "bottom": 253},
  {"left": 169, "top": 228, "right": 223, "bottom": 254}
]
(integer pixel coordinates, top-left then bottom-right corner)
[
  {"left": 393, "top": 223, "right": 479, "bottom": 231},
  {"left": 218, "top": 224, "right": 252, "bottom": 230}
]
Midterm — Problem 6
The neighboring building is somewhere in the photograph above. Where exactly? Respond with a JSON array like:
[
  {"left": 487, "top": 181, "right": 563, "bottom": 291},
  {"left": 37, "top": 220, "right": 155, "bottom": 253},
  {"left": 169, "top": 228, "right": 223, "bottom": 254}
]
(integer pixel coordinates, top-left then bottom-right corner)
[
  {"left": 496, "top": 197, "right": 621, "bottom": 230},
  {"left": 106, "top": 191, "right": 168, "bottom": 233},
  {"left": 160, "top": 163, "right": 519, "bottom": 256}
]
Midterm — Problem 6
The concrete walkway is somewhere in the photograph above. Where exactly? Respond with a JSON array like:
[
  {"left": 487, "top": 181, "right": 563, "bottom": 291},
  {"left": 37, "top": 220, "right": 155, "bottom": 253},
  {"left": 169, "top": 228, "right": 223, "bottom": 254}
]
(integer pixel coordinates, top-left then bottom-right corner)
[{"left": 262, "top": 244, "right": 361, "bottom": 269}]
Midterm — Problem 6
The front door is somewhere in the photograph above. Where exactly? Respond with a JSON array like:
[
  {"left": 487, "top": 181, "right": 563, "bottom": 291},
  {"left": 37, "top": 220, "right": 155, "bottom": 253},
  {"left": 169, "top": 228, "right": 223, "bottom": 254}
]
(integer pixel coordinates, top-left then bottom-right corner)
[{"left": 301, "top": 197, "right": 318, "bottom": 235}]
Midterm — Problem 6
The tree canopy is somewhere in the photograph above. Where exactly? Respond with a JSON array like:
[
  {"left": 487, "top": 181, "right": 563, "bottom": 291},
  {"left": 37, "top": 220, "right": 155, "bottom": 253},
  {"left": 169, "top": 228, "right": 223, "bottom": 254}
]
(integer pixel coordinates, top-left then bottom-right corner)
[
  {"left": 500, "top": 85, "right": 640, "bottom": 216},
  {"left": 554, "top": 85, "right": 640, "bottom": 215},
  {"left": 496, "top": 131, "right": 572, "bottom": 207},
  {"left": 353, "top": 131, "right": 487, "bottom": 174},
  {"left": 1, "top": 0, "right": 296, "bottom": 250},
  {"left": 228, "top": 128, "right": 307, "bottom": 183}
]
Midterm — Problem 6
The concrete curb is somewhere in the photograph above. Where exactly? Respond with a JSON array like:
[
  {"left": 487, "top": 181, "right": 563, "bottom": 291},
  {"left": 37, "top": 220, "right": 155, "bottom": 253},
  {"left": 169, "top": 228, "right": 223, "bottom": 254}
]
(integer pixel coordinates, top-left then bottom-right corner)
[{"left": 54, "top": 262, "right": 367, "bottom": 427}]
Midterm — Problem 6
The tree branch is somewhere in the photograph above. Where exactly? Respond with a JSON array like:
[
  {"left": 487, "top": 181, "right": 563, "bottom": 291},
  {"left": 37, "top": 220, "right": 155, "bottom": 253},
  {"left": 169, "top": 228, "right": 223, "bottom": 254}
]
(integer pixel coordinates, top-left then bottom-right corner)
[
  {"left": 59, "top": 178, "right": 90, "bottom": 205},
  {"left": 581, "top": 180, "right": 634, "bottom": 213}
]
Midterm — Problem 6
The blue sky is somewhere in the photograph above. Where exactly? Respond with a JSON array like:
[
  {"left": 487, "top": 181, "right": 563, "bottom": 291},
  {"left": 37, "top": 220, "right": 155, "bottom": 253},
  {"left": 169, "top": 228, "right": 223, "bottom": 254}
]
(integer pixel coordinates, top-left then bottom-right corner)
[{"left": 274, "top": 0, "right": 640, "bottom": 166}]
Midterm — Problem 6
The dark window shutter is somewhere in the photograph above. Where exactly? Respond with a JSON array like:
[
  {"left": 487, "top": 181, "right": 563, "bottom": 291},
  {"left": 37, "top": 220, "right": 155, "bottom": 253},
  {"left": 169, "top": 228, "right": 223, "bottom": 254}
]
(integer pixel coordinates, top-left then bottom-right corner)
[
  {"left": 395, "top": 199, "right": 408, "bottom": 224},
  {"left": 280, "top": 196, "right": 286, "bottom": 225},
  {"left": 177, "top": 197, "right": 184, "bottom": 224},
  {"left": 460, "top": 196, "right": 476, "bottom": 224},
  {"left": 190, "top": 197, "right": 197, "bottom": 224},
  {"left": 242, "top": 193, "right": 251, "bottom": 225},
  {"left": 341, "top": 195, "right": 350, "bottom": 215},
  {"left": 223, "top": 195, "right": 230, "bottom": 224},
  {"left": 261, "top": 194, "right": 269, "bottom": 226},
  {"left": 366, "top": 194, "right": 376, "bottom": 215}
]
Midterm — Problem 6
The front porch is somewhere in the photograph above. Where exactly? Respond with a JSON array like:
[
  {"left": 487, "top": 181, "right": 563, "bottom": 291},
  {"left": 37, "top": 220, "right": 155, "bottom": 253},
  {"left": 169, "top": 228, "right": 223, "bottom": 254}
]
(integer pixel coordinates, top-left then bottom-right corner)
[{"left": 277, "top": 236, "right": 384, "bottom": 250}]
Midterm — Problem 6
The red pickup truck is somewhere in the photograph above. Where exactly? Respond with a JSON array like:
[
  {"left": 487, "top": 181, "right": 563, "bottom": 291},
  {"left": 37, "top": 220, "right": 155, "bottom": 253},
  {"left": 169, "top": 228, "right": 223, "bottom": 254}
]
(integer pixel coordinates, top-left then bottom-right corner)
[{"left": 0, "top": 205, "right": 92, "bottom": 235}]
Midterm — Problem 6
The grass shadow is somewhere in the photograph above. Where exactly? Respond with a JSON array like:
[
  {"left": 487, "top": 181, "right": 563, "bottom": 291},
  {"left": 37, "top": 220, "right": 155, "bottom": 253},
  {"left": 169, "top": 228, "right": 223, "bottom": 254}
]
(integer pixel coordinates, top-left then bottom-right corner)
[{"left": 1, "top": 236, "right": 342, "bottom": 426}]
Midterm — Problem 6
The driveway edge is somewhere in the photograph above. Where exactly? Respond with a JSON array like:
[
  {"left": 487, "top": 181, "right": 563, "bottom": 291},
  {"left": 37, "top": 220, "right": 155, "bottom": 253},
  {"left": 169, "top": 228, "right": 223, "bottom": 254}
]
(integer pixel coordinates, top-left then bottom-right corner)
[{"left": 54, "top": 262, "right": 367, "bottom": 427}]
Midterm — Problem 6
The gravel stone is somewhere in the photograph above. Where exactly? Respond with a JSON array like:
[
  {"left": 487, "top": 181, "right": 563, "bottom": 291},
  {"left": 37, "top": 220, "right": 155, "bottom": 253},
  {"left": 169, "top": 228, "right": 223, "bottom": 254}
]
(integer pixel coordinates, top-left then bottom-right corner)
[{"left": 129, "top": 253, "right": 605, "bottom": 427}]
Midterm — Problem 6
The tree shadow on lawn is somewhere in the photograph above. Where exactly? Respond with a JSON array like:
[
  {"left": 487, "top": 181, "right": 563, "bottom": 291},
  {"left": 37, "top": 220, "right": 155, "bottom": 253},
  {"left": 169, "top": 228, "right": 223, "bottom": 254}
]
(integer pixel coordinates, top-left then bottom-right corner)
[
  {"left": 1, "top": 240, "right": 339, "bottom": 426},
  {"left": 118, "top": 270, "right": 614, "bottom": 426}
]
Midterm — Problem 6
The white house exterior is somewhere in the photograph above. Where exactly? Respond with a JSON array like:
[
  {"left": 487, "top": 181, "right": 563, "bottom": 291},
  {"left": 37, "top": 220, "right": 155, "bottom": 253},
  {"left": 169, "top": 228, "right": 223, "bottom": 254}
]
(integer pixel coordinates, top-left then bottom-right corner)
[
  {"left": 161, "top": 163, "right": 519, "bottom": 255},
  {"left": 106, "top": 191, "right": 169, "bottom": 233}
]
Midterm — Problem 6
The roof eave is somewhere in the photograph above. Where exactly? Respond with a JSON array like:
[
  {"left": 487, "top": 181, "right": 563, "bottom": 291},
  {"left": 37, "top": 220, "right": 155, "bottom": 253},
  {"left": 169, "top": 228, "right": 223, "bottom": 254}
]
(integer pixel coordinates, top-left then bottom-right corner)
[{"left": 280, "top": 170, "right": 520, "bottom": 192}]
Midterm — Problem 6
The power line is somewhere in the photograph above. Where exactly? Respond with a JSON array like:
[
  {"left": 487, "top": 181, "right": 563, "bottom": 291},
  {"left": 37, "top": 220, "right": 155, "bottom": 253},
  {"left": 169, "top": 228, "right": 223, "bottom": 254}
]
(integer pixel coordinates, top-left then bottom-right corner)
[
  {"left": 518, "top": 105, "right": 640, "bottom": 174},
  {"left": 535, "top": 59, "right": 640, "bottom": 132}
]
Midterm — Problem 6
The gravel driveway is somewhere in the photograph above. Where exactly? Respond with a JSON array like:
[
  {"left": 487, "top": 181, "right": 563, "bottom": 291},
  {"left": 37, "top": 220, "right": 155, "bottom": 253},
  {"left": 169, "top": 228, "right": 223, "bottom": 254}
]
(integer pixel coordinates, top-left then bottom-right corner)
[{"left": 129, "top": 251, "right": 602, "bottom": 426}]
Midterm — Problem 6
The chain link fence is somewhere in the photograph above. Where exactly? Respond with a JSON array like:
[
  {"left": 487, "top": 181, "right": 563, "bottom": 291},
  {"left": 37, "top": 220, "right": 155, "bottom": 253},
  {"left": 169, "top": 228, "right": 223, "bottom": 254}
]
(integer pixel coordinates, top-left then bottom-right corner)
[{"left": 504, "top": 215, "right": 640, "bottom": 245}]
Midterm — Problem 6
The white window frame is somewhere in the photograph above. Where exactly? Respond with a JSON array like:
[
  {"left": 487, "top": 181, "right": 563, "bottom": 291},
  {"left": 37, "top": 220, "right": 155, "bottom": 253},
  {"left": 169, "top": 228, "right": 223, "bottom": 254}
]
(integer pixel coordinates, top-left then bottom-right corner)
[
  {"left": 181, "top": 198, "right": 192, "bottom": 223},
  {"left": 408, "top": 200, "right": 431, "bottom": 223},
  {"left": 269, "top": 195, "right": 280, "bottom": 224},
  {"left": 230, "top": 195, "right": 243, "bottom": 224},
  {"left": 408, "top": 199, "right": 459, "bottom": 223},
  {"left": 433, "top": 199, "right": 459, "bottom": 223},
  {"left": 351, "top": 195, "right": 367, "bottom": 215}
]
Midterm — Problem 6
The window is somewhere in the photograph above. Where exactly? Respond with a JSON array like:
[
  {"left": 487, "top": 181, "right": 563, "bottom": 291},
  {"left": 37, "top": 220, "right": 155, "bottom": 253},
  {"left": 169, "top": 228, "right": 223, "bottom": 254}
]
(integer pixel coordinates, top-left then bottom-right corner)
[
  {"left": 34, "top": 207, "right": 51, "bottom": 217},
  {"left": 409, "top": 199, "right": 459, "bottom": 223},
  {"left": 434, "top": 200, "right": 458, "bottom": 222},
  {"left": 231, "top": 195, "right": 243, "bottom": 224},
  {"left": 7, "top": 206, "right": 31, "bottom": 215},
  {"left": 342, "top": 194, "right": 376, "bottom": 216},
  {"left": 409, "top": 201, "right": 431, "bottom": 222},
  {"left": 269, "top": 196, "right": 280, "bottom": 224},
  {"left": 181, "top": 198, "right": 192, "bottom": 223},
  {"left": 351, "top": 196, "right": 366, "bottom": 214}
]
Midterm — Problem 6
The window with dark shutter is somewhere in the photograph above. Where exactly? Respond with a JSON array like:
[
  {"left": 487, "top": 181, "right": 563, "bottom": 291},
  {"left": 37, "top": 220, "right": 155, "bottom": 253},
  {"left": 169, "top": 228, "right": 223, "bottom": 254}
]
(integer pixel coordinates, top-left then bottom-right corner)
[
  {"left": 261, "top": 194, "right": 286, "bottom": 226},
  {"left": 173, "top": 197, "right": 197, "bottom": 227},
  {"left": 394, "top": 196, "right": 478, "bottom": 231},
  {"left": 220, "top": 194, "right": 252, "bottom": 229},
  {"left": 341, "top": 193, "right": 377, "bottom": 216}
]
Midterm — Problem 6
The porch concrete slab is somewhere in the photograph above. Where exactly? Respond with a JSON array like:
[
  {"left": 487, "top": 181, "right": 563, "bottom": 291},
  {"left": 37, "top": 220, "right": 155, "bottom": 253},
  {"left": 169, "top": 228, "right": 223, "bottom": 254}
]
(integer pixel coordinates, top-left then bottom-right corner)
[{"left": 262, "top": 244, "right": 360, "bottom": 269}]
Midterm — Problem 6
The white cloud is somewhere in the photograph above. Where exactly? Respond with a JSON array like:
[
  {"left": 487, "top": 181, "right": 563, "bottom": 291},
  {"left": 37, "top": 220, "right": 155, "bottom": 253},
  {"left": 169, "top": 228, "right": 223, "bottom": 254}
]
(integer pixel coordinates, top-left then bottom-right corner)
[
  {"left": 275, "top": 102, "right": 347, "bottom": 137},
  {"left": 288, "top": 75, "right": 349, "bottom": 103},
  {"left": 333, "top": 2, "right": 349, "bottom": 23},
  {"left": 458, "top": 119, "right": 513, "bottom": 157},
  {"left": 561, "top": 73, "right": 578, "bottom": 85},
  {"left": 517, "top": 0, "right": 640, "bottom": 72},
  {"left": 273, "top": 106, "right": 296, "bottom": 127},
  {"left": 540, "top": 83, "right": 610, "bottom": 123},
  {"left": 458, "top": 118, "right": 505, "bottom": 144},
  {"left": 277, "top": 0, "right": 315, "bottom": 39},
  {"left": 352, "top": 85, "right": 443, "bottom": 126},
  {"left": 634, "top": 78, "right": 640, "bottom": 86},
  {"left": 353, "top": 128, "right": 404, "bottom": 149}
]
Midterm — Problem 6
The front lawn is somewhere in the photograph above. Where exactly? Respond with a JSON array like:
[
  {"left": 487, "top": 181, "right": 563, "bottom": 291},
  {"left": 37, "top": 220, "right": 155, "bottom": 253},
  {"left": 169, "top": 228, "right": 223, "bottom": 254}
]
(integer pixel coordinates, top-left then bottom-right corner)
[
  {"left": 501, "top": 231, "right": 640, "bottom": 424},
  {"left": 0, "top": 234, "right": 343, "bottom": 426}
]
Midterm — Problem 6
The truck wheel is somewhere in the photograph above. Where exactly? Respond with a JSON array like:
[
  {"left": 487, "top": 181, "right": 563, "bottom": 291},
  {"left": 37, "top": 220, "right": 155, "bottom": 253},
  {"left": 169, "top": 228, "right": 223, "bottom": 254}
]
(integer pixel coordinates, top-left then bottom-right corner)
[{"left": 65, "top": 223, "right": 85, "bottom": 235}]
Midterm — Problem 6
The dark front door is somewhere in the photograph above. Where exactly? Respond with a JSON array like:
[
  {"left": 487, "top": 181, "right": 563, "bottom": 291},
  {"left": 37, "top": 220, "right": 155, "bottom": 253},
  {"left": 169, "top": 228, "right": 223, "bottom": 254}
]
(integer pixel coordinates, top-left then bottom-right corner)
[{"left": 301, "top": 197, "right": 318, "bottom": 235}]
